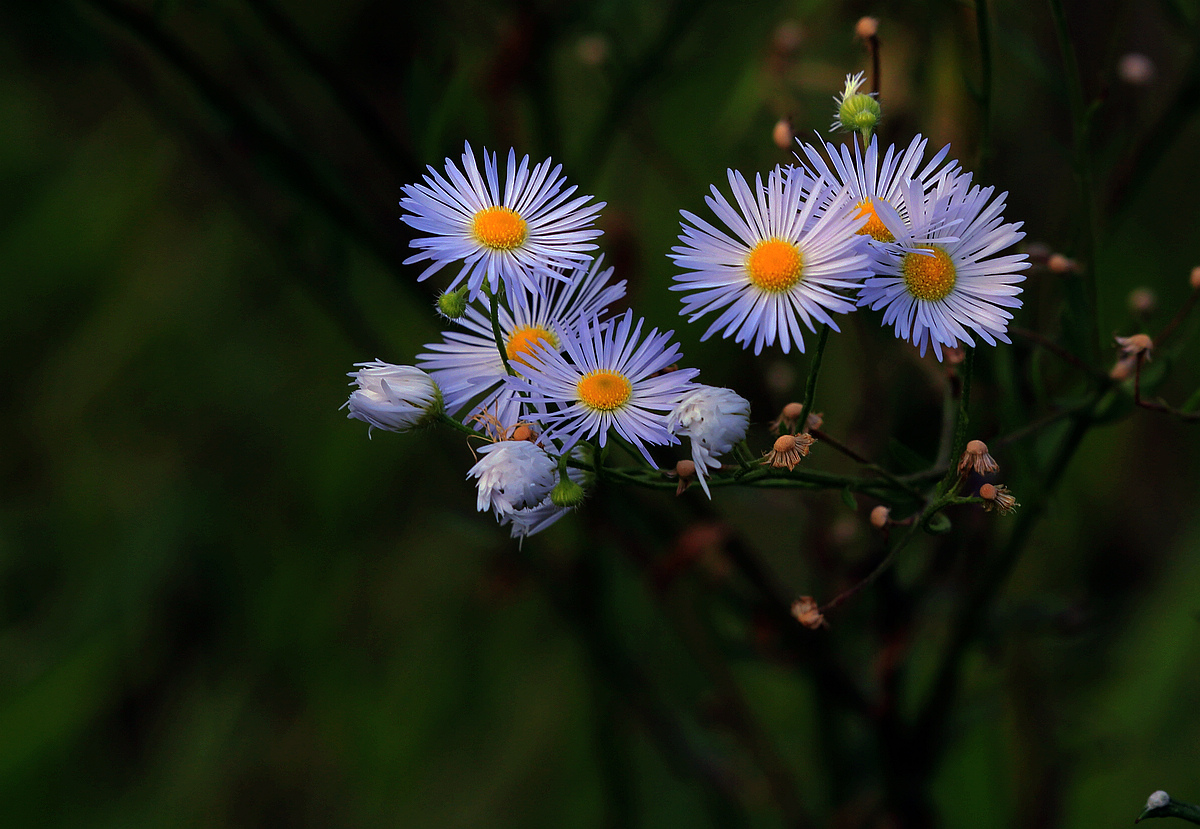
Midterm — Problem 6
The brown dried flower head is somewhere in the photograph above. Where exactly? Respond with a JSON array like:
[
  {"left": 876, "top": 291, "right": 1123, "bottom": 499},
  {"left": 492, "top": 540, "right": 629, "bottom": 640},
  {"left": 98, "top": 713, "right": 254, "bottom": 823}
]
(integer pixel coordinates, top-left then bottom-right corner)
[
  {"left": 765, "top": 433, "right": 814, "bottom": 471},
  {"left": 854, "top": 16, "right": 879, "bottom": 39},
  {"left": 869, "top": 505, "right": 891, "bottom": 529},
  {"left": 943, "top": 346, "right": 967, "bottom": 365},
  {"left": 791, "top": 596, "right": 827, "bottom": 630},
  {"left": 1115, "top": 333, "right": 1153, "bottom": 358},
  {"left": 1047, "top": 253, "right": 1076, "bottom": 274},
  {"left": 958, "top": 439, "right": 999, "bottom": 476},
  {"left": 979, "top": 483, "right": 1019, "bottom": 515},
  {"left": 769, "top": 401, "right": 805, "bottom": 436}
]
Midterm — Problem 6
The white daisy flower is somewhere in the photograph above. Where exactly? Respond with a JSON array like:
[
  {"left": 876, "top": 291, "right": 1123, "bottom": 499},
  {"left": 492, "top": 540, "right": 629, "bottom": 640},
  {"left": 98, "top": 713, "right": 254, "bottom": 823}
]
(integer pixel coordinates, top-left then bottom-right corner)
[
  {"left": 509, "top": 310, "right": 699, "bottom": 465},
  {"left": 796, "top": 134, "right": 957, "bottom": 244},
  {"left": 667, "top": 386, "right": 751, "bottom": 498},
  {"left": 858, "top": 172, "right": 1029, "bottom": 360},
  {"left": 344, "top": 362, "right": 442, "bottom": 434},
  {"left": 400, "top": 141, "right": 605, "bottom": 300},
  {"left": 416, "top": 255, "right": 626, "bottom": 428},
  {"left": 468, "top": 439, "right": 558, "bottom": 515},
  {"left": 670, "top": 165, "right": 871, "bottom": 355}
]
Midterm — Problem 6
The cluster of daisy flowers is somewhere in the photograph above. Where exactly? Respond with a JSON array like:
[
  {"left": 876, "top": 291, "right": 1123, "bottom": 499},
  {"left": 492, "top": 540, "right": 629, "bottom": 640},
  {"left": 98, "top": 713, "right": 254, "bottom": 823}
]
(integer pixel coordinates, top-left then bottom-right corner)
[{"left": 343, "top": 73, "right": 1030, "bottom": 543}]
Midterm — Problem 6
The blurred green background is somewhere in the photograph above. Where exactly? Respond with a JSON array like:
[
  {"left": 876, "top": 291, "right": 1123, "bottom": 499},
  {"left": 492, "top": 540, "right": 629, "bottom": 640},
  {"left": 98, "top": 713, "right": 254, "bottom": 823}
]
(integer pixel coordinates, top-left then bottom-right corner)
[{"left": 2, "top": 0, "right": 1199, "bottom": 826}]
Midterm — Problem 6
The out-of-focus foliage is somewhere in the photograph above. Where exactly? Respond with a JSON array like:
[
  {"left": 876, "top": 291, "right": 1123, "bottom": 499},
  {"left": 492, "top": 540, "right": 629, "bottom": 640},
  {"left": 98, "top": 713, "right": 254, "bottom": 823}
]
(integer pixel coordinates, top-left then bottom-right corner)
[{"left": 1, "top": 0, "right": 1199, "bottom": 827}]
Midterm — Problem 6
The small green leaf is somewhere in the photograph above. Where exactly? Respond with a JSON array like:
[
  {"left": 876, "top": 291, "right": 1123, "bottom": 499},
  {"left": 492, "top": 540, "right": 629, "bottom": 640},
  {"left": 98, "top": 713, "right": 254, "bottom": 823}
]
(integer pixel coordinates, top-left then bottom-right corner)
[
  {"left": 841, "top": 487, "right": 858, "bottom": 511},
  {"left": 924, "top": 513, "right": 952, "bottom": 534}
]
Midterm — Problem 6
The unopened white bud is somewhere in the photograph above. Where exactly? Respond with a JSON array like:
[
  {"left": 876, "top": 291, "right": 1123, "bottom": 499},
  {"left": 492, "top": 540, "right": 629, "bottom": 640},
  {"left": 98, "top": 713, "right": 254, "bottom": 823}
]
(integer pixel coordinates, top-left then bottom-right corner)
[
  {"left": 469, "top": 440, "right": 557, "bottom": 516},
  {"left": 345, "top": 362, "right": 442, "bottom": 433}
]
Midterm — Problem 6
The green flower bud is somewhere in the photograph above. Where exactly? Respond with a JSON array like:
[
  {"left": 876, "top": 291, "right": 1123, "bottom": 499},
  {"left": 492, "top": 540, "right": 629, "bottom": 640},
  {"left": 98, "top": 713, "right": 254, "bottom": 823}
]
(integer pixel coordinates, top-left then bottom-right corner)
[
  {"left": 831, "top": 72, "right": 881, "bottom": 141},
  {"left": 550, "top": 475, "right": 586, "bottom": 508},
  {"left": 436, "top": 286, "right": 470, "bottom": 320}
]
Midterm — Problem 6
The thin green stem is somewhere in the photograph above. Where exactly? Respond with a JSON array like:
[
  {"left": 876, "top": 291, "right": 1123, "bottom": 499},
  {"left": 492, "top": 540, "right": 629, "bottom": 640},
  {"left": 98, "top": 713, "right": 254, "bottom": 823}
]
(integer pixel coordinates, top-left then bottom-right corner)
[
  {"left": 437, "top": 412, "right": 479, "bottom": 437},
  {"left": 489, "top": 290, "right": 517, "bottom": 377},
  {"left": 936, "top": 346, "right": 974, "bottom": 497},
  {"left": 799, "top": 324, "right": 831, "bottom": 423}
]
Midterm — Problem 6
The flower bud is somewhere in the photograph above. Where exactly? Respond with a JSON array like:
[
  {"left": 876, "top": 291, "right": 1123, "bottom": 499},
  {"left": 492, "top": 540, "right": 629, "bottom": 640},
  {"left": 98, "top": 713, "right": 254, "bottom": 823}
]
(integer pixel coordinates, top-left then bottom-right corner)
[
  {"left": 1128, "top": 287, "right": 1157, "bottom": 315},
  {"left": 1118, "top": 52, "right": 1155, "bottom": 85},
  {"left": 345, "top": 362, "right": 442, "bottom": 433},
  {"left": 772, "top": 117, "right": 794, "bottom": 150},
  {"left": 979, "top": 483, "right": 1019, "bottom": 515},
  {"left": 436, "top": 286, "right": 470, "bottom": 319},
  {"left": 1190, "top": 266, "right": 1200, "bottom": 290},
  {"left": 1047, "top": 253, "right": 1076, "bottom": 274},
  {"left": 870, "top": 505, "right": 891, "bottom": 529},
  {"left": 835, "top": 72, "right": 882, "bottom": 136},
  {"left": 550, "top": 474, "right": 586, "bottom": 508},
  {"left": 854, "top": 16, "right": 879, "bottom": 39}
]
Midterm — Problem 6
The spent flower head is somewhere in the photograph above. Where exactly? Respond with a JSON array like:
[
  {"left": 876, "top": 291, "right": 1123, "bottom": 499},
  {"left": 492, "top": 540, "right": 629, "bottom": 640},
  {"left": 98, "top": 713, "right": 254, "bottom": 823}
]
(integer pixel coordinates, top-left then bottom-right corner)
[
  {"left": 667, "top": 385, "right": 751, "bottom": 497},
  {"left": 468, "top": 439, "right": 558, "bottom": 516}
]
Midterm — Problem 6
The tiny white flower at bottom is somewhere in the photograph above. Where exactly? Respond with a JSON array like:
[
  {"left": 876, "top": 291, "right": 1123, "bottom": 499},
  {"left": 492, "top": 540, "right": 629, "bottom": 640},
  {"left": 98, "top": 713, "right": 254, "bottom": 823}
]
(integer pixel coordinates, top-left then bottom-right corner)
[
  {"left": 667, "top": 386, "right": 750, "bottom": 497},
  {"left": 345, "top": 362, "right": 442, "bottom": 433},
  {"left": 468, "top": 440, "right": 558, "bottom": 516}
]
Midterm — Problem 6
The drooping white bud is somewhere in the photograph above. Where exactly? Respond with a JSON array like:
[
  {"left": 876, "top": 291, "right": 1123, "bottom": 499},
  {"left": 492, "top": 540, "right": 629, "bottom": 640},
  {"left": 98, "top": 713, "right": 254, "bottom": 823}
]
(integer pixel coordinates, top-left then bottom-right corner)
[
  {"left": 345, "top": 362, "right": 442, "bottom": 433},
  {"left": 1147, "top": 791, "right": 1171, "bottom": 810},
  {"left": 667, "top": 385, "right": 751, "bottom": 497},
  {"left": 468, "top": 440, "right": 557, "bottom": 516}
]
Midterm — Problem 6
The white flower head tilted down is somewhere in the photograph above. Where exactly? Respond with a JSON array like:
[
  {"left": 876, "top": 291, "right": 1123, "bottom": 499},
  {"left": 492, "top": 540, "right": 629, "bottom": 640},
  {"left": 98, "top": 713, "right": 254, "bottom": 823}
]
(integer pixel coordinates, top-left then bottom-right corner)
[
  {"left": 467, "top": 439, "right": 558, "bottom": 516},
  {"left": 344, "top": 362, "right": 443, "bottom": 434},
  {"left": 667, "top": 386, "right": 751, "bottom": 497},
  {"left": 399, "top": 141, "right": 605, "bottom": 301}
]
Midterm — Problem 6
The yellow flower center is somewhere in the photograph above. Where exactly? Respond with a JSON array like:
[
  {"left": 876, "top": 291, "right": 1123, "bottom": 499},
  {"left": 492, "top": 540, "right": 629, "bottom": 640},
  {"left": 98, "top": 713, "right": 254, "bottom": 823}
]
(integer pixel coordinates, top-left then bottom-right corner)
[
  {"left": 577, "top": 370, "right": 632, "bottom": 412},
  {"left": 855, "top": 198, "right": 894, "bottom": 242},
  {"left": 902, "top": 245, "right": 957, "bottom": 301},
  {"left": 505, "top": 325, "right": 557, "bottom": 367},
  {"left": 471, "top": 206, "right": 528, "bottom": 251},
  {"left": 745, "top": 238, "right": 804, "bottom": 293}
]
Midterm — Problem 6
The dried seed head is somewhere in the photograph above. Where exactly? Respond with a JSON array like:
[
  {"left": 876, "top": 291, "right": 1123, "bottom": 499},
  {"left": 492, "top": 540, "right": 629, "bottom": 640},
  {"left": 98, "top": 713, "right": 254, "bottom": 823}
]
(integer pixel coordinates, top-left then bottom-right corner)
[
  {"left": 1115, "top": 333, "right": 1153, "bottom": 357},
  {"left": 791, "top": 596, "right": 827, "bottom": 629},
  {"left": 855, "top": 16, "right": 879, "bottom": 39},
  {"left": 676, "top": 459, "right": 696, "bottom": 478},
  {"left": 870, "top": 505, "right": 891, "bottom": 529},
  {"left": 773, "top": 117, "right": 794, "bottom": 150},
  {"left": 943, "top": 346, "right": 966, "bottom": 365},
  {"left": 958, "top": 439, "right": 998, "bottom": 476},
  {"left": 1047, "top": 253, "right": 1076, "bottom": 274},
  {"left": 765, "top": 433, "right": 814, "bottom": 471},
  {"left": 1128, "top": 287, "right": 1157, "bottom": 315},
  {"left": 979, "top": 483, "right": 1019, "bottom": 515}
]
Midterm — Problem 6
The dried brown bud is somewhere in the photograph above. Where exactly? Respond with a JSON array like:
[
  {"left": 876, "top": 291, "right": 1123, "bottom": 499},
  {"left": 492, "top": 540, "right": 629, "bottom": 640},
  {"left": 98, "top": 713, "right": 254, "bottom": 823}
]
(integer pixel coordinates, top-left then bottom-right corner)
[
  {"left": 1190, "top": 266, "right": 1200, "bottom": 290},
  {"left": 1109, "top": 354, "right": 1137, "bottom": 381},
  {"left": 769, "top": 401, "right": 806, "bottom": 435},
  {"left": 509, "top": 424, "right": 536, "bottom": 442},
  {"left": 1047, "top": 253, "right": 1076, "bottom": 274},
  {"left": 943, "top": 346, "right": 967, "bottom": 365},
  {"left": 958, "top": 439, "right": 998, "bottom": 476},
  {"left": 675, "top": 459, "right": 696, "bottom": 478},
  {"left": 791, "top": 596, "right": 827, "bottom": 629},
  {"left": 1115, "top": 333, "right": 1153, "bottom": 357},
  {"left": 855, "top": 16, "right": 879, "bottom": 39},
  {"left": 979, "top": 483, "right": 1019, "bottom": 515},
  {"left": 1118, "top": 52, "right": 1156, "bottom": 85},
  {"left": 1128, "top": 287, "right": 1157, "bottom": 315},
  {"left": 869, "top": 505, "right": 891, "bottom": 529},
  {"left": 772, "top": 117, "right": 794, "bottom": 150}
]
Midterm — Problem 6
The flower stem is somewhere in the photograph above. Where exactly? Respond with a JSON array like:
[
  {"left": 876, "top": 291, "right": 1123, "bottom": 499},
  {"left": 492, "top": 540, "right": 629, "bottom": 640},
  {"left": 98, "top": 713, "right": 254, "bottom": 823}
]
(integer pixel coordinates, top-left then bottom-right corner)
[
  {"left": 799, "top": 323, "right": 831, "bottom": 424},
  {"left": 936, "top": 345, "right": 974, "bottom": 497},
  {"left": 489, "top": 289, "right": 516, "bottom": 377}
]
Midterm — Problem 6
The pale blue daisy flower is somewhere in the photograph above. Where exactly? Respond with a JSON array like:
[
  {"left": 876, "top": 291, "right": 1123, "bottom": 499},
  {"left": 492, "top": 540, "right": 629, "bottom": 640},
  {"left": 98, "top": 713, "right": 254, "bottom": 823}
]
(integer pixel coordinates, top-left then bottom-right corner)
[
  {"left": 400, "top": 141, "right": 605, "bottom": 300},
  {"left": 416, "top": 256, "right": 626, "bottom": 428},
  {"left": 670, "top": 165, "right": 871, "bottom": 355},
  {"left": 858, "top": 172, "right": 1029, "bottom": 360},
  {"left": 508, "top": 310, "right": 699, "bottom": 465},
  {"left": 796, "top": 133, "right": 957, "bottom": 244}
]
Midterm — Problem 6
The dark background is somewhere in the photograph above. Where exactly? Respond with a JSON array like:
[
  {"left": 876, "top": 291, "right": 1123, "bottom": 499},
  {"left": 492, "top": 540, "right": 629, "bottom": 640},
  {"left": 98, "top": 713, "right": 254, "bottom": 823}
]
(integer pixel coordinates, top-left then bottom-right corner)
[{"left": 1, "top": 0, "right": 1199, "bottom": 826}]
